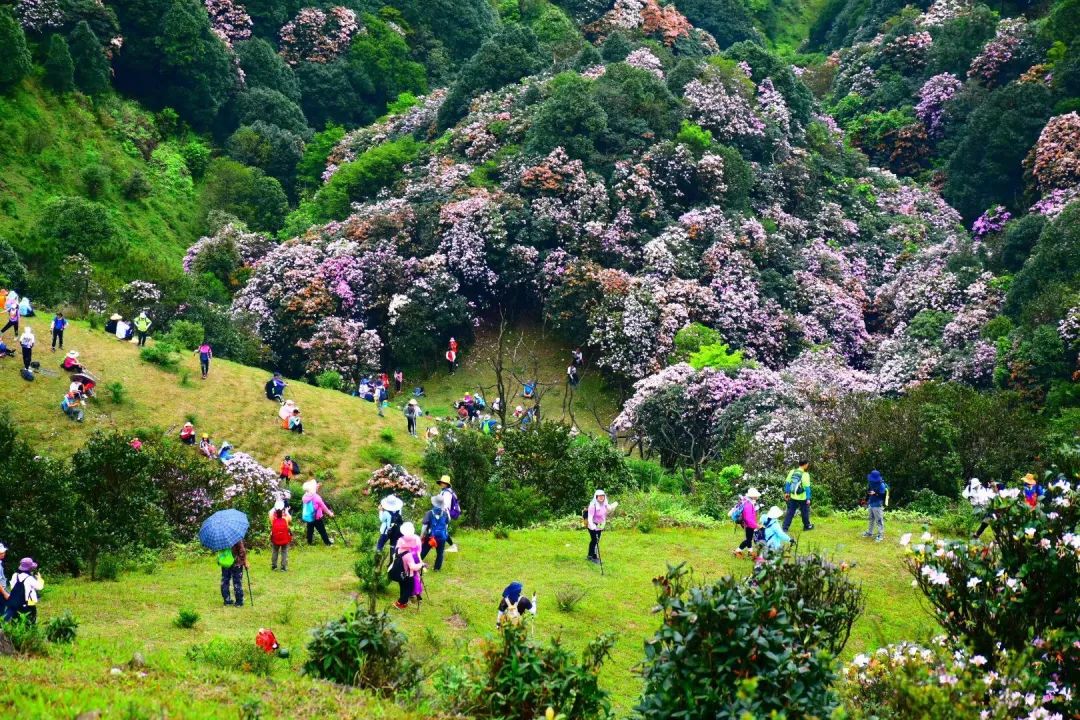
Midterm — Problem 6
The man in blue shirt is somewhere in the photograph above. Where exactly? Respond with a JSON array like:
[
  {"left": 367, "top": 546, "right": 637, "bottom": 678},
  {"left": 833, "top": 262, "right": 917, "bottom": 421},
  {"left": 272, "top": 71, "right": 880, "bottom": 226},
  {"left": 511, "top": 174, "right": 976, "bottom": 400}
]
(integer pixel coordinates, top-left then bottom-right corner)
[{"left": 863, "top": 470, "right": 887, "bottom": 541}]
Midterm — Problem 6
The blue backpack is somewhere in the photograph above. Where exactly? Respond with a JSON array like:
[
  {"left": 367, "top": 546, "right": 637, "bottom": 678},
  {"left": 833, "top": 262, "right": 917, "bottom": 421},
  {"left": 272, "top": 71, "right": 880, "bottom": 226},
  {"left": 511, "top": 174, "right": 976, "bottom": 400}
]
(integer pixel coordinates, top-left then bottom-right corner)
[
  {"left": 728, "top": 499, "right": 746, "bottom": 525},
  {"left": 430, "top": 509, "right": 449, "bottom": 541},
  {"left": 302, "top": 499, "right": 316, "bottom": 523}
]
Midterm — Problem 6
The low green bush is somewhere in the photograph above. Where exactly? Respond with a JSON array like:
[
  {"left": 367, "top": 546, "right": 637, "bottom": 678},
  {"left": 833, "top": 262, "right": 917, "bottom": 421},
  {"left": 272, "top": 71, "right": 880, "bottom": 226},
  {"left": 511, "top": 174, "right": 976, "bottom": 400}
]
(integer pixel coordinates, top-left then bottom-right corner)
[
  {"left": 907, "top": 488, "right": 952, "bottom": 516},
  {"left": 94, "top": 554, "right": 120, "bottom": 581},
  {"left": 364, "top": 443, "right": 403, "bottom": 466},
  {"left": 304, "top": 604, "right": 419, "bottom": 693},
  {"left": 174, "top": 608, "right": 200, "bottom": 629},
  {"left": 3, "top": 616, "right": 48, "bottom": 655},
  {"left": 139, "top": 342, "right": 180, "bottom": 371},
  {"left": 188, "top": 637, "right": 273, "bottom": 676},
  {"left": 316, "top": 370, "right": 343, "bottom": 390},
  {"left": 44, "top": 611, "right": 79, "bottom": 644},
  {"left": 379, "top": 428, "right": 395, "bottom": 443},
  {"left": 626, "top": 459, "right": 664, "bottom": 490},
  {"left": 554, "top": 585, "right": 587, "bottom": 612},
  {"left": 107, "top": 381, "right": 126, "bottom": 404},
  {"left": 164, "top": 320, "right": 205, "bottom": 350}
]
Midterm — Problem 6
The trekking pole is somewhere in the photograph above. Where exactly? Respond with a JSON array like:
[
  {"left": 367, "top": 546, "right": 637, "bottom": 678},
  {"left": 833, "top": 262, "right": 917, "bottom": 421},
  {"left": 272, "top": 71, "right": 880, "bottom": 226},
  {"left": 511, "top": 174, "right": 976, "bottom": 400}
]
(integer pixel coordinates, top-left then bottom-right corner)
[
  {"left": 245, "top": 566, "right": 254, "bottom": 607},
  {"left": 597, "top": 532, "right": 605, "bottom": 577},
  {"left": 331, "top": 515, "right": 350, "bottom": 547}
]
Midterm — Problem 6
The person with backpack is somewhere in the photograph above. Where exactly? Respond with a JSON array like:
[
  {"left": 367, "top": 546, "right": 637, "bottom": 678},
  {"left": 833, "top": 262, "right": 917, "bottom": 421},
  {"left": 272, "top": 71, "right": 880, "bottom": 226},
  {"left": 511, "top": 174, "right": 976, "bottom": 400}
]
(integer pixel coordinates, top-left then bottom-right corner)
[
  {"left": 376, "top": 495, "right": 405, "bottom": 552},
  {"left": 586, "top": 489, "right": 617, "bottom": 564},
  {"left": 195, "top": 342, "right": 213, "bottom": 380},
  {"left": 496, "top": 582, "right": 538, "bottom": 629},
  {"left": 301, "top": 479, "right": 334, "bottom": 546},
  {"left": 4, "top": 557, "right": 44, "bottom": 623},
  {"left": 0, "top": 543, "right": 10, "bottom": 605},
  {"left": 133, "top": 311, "right": 152, "bottom": 347},
  {"left": 50, "top": 312, "right": 67, "bottom": 351},
  {"left": 1022, "top": 473, "right": 1045, "bottom": 508},
  {"left": 218, "top": 539, "right": 247, "bottom": 606},
  {"left": 1, "top": 304, "right": 19, "bottom": 337},
  {"left": 265, "top": 373, "right": 287, "bottom": 402},
  {"left": 732, "top": 487, "right": 762, "bottom": 558},
  {"left": 781, "top": 461, "right": 814, "bottom": 533},
  {"left": 404, "top": 399, "right": 422, "bottom": 437},
  {"left": 761, "top": 506, "right": 792, "bottom": 556},
  {"left": 863, "top": 470, "right": 888, "bottom": 542},
  {"left": 390, "top": 522, "right": 425, "bottom": 609},
  {"left": 279, "top": 455, "right": 296, "bottom": 482},
  {"left": 375, "top": 381, "right": 387, "bottom": 417},
  {"left": 18, "top": 326, "right": 35, "bottom": 371},
  {"left": 437, "top": 476, "right": 461, "bottom": 553},
  {"left": 421, "top": 495, "right": 451, "bottom": 571},
  {"left": 270, "top": 500, "right": 293, "bottom": 572}
]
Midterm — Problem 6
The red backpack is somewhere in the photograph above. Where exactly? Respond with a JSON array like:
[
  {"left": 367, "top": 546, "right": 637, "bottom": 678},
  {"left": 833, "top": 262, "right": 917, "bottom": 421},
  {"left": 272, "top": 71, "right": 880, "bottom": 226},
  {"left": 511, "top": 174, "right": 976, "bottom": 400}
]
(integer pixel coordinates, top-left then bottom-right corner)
[{"left": 271, "top": 515, "right": 292, "bottom": 546}]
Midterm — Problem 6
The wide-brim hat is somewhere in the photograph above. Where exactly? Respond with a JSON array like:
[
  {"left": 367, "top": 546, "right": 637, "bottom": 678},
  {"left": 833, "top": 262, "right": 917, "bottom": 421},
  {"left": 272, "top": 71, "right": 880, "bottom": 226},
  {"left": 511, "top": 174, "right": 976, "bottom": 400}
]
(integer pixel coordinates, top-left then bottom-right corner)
[
  {"left": 767, "top": 506, "right": 783, "bottom": 520},
  {"left": 66, "top": 351, "right": 79, "bottom": 359},
  {"left": 302, "top": 480, "right": 318, "bottom": 494},
  {"left": 408, "top": 399, "right": 418, "bottom": 405},
  {"left": 109, "top": 313, "right": 122, "bottom": 321},
  {"left": 0, "top": 543, "right": 7, "bottom": 554},
  {"left": 382, "top": 495, "right": 403, "bottom": 512},
  {"left": 18, "top": 557, "right": 37, "bottom": 572},
  {"left": 438, "top": 475, "right": 452, "bottom": 487},
  {"left": 594, "top": 489, "right": 606, "bottom": 498},
  {"left": 273, "top": 499, "right": 285, "bottom": 512},
  {"left": 431, "top": 495, "right": 445, "bottom": 507},
  {"left": 746, "top": 487, "right": 761, "bottom": 499},
  {"left": 1023, "top": 473, "right": 1037, "bottom": 485},
  {"left": 399, "top": 522, "right": 417, "bottom": 537}
]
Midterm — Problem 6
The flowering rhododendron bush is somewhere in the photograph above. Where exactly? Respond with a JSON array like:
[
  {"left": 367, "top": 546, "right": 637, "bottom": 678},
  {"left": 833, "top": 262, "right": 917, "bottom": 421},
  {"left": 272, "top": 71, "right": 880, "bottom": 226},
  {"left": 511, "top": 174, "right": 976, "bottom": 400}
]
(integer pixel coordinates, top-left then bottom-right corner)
[
  {"left": 365, "top": 464, "right": 427, "bottom": 498},
  {"left": 901, "top": 477, "right": 1080, "bottom": 717}
]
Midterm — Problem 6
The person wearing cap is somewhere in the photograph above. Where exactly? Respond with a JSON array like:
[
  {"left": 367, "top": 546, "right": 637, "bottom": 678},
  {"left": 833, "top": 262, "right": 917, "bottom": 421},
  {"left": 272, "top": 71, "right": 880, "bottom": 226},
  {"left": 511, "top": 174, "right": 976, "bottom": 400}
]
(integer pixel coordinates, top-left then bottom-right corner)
[
  {"left": 134, "top": 311, "right": 152, "bottom": 347},
  {"left": 279, "top": 455, "right": 296, "bottom": 482},
  {"left": 105, "top": 313, "right": 121, "bottom": 335},
  {"left": 301, "top": 479, "right": 334, "bottom": 545},
  {"left": 50, "top": 312, "right": 67, "bottom": 351},
  {"left": 863, "top": 470, "right": 888, "bottom": 542},
  {"left": 734, "top": 487, "right": 762, "bottom": 557},
  {"left": 180, "top": 421, "right": 196, "bottom": 445},
  {"left": 781, "top": 460, "right": 814, "bottom": 533},
  {"left": 61, "top": 350, "right": 82, "bottom": 372},
  {"left": 449, "top": 337, "right": 458, "bottom": 354},
  {"left": 4, "top": 557, "right": 44, "bottom": 623},
  {"left": 1022, "top": 473, "right": 1044, "bottom": 508},
  {"left": 586, "top": 490, "right": 618, "bottom": 564},
  {"left": 377, "top": 495, "right": 405, "bottom": 552},
  {"left": 421, "top": 494, "right": 451, "bottom": 571},
  {"left": 0, "top": 542, "right": 10, "bottom": 603},
  {"left": 404, "top": 398, "right": 422, "bottom": 437},
  {"left": 390, "top": 522, "right": 425, "bottom": 609},
  {"left": 270, "top": 499, "right": 293, "bottom": 571},
  {"left": 761, "top": 506, "right": 792, "bottom": 555},
  {"left": 199, "top": 433, "right": 217, "bottom": 459},
  {"left": 496, "top": 582, "right": 538, "bottom": 629},
  {"left": 437, "top": 476, "right": 460, "bottom": 553}
]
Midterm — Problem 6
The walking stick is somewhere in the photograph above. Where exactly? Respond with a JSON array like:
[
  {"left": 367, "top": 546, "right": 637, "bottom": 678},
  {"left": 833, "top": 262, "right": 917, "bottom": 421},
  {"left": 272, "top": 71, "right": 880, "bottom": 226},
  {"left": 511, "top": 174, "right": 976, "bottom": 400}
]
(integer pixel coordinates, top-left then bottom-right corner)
[
  {"left": 597, "top": 531, "right": 605, "bottom": 576},
  {"left": 331, "top": 515, "right": 350, "bottom": 547},
  {"left": 245, "top": 566, "right": 254, "bottom": 607}
]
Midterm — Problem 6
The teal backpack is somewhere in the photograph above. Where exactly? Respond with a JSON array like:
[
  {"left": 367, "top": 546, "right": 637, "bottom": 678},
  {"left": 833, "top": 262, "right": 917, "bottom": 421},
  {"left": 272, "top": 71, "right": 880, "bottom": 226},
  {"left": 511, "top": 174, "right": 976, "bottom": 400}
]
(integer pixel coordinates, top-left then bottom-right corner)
[{"left": 302, "top": 499, "right": 316, "bottom": 523}]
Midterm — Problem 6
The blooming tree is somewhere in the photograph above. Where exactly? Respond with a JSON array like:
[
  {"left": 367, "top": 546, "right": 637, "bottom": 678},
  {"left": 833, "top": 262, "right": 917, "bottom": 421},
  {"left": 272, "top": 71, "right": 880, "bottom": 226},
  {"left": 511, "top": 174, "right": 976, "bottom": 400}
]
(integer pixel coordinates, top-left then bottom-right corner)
[
  {"left": 205, "top": 0, "right": 252, "bottom": 47},
  {"left": 296, "top": 316, "right": 383, "bottom": 387},
  {"left": 279, "top": 6, "right": 359, "bottom": 65}
]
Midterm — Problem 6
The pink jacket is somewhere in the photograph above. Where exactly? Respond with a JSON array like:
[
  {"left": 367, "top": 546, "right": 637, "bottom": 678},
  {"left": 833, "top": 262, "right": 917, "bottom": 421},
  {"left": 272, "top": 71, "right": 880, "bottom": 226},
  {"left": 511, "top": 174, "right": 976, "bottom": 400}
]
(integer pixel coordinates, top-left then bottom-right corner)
[
  {"left": 741, "top": 500, "right": 759, "bottom": 530},
  {"left": 395, "top": 535, "right": 424, "bottom": 576},
  {"left": 302, "top": 492, "right": 330, "bottom": 520},
  {"left": 587, "top": 500, "right": 609, "bottom": 530}
]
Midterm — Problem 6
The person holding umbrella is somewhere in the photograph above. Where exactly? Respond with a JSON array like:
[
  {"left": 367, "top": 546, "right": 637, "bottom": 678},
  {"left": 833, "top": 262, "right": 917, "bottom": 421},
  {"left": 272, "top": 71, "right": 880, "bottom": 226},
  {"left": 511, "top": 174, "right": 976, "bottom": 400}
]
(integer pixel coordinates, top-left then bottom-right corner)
[{"left": 199, "top": 509, "right": 252, "bottom": 607}]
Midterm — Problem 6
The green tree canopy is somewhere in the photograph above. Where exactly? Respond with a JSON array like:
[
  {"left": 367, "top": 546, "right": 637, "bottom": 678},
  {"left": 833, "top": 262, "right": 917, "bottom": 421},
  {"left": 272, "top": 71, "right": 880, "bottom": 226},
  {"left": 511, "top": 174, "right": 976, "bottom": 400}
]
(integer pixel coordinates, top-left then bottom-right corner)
[
  {"left": 44, "top": 34, "right": 76, "bottom": 93},
  {"left": 69, "top": 21, "right": 112, "bottom": 95}
]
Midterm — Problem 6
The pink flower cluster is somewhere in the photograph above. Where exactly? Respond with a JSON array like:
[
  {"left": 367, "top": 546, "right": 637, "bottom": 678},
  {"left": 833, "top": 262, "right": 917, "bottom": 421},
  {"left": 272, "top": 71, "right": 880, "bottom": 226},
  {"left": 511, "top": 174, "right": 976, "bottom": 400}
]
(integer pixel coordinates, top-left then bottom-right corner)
[
  {"left": 971, "top": 206, "right": 1011, "bottom": 238},
  {"left": 205, "top": 0, "right": 252, "bottom": 47},
  {"left": 296, "top": 316, "right": 382, "bottom": 387},
  {"left": 221, "top": 452, "right": 280, "bottom": 504},
  {"left": 915, "top": 73, "right": 962, "bottom": 139},
  {"left": 279, "top": 6, "right": 359, "bottom": 65},
  {"left": 624, "top": 48, "right": 665, "bottom": 78},
  {"left": 1031, "top": 112, "right": 1080, "bottom": 192},
  {"left": 438, "top": 192, "right": 505, "bottom": 294},
  {"left": 684, "top": 77, "right": 766, "bottom": 142},
  {"left": 883, "top": 32, "right": 933, "bottom": 70},
  {"left": 183, "top": 224, "right": 276, "bottom": 274},
  {"left": 968, "top": 18, "right": 1029, "bottom": 86}
]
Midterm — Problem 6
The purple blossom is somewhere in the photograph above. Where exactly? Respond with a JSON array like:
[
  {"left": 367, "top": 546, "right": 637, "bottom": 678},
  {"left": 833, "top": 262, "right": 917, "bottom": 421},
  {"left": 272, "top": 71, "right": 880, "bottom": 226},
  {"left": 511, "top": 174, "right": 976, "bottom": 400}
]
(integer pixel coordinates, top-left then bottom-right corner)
[
  {"left": 915, "top": 73, "right": 962, "bottom": 138},
  {"left": 279, "top": 6, "right": 359, "bottom": 65},
  {"left": 205, "top": 0, "right": 252, "bottom": 47},
  {"left": 971, "top": 206, "right": 1011, "bottom": 238},
  {"left": 684, "top": 77, "right": 766, "bottom": 142},
  {"left": 296, "top": 316, "right": 382, "bottom": 387},
  {"left": 968, "top": 18, "right": 1029, "bottom": 87},
  {"left": 624, "top": 48, "right": 664, "bottom": 78}
]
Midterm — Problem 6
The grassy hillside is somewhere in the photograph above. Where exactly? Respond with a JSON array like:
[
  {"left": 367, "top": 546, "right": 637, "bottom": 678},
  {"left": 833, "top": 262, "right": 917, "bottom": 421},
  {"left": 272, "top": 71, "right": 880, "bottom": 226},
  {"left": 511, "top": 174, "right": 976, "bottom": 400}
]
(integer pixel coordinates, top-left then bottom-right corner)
[
  {"left": 0, "top": 78, "right": 202, "bottom": 282},
  {"left": 0, "top": 519, "right": 934, "bottom": 717}
]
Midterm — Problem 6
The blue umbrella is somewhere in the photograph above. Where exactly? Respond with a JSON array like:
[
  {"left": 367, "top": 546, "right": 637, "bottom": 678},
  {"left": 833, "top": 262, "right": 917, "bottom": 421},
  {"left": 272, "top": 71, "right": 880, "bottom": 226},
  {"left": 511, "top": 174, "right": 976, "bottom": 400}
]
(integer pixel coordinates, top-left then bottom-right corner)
[{"left": 199, "top": 509, "right": 249, "bottom": 551}]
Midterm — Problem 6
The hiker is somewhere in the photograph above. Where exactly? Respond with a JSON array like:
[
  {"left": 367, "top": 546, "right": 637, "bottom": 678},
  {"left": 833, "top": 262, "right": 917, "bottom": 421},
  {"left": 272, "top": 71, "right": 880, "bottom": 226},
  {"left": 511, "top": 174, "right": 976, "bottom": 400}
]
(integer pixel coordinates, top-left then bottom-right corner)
[
  {"left": 376, "top": 495, "right": 405, "bottom": 552},
  {"left": 445, "top": 349, "right": 457, "bottom": 374},
  {"left": 50, "top": 312, "right": 67, "bottom": 351},
  {"left": 218, "top": 441, "right": 234, "bottom": 461},
  {"left": 421, "top": 494, "right": 451, "bottom": 571},
  {"left": 61, "top": 350, "right": 82, "bottom": 372},
  {"left": 19, "top": 326, "right": 35, "bottom": 370},
  {"left": 567, "top": 364, "right": 580, "bottom": 387},
  {"left": 390, "top": 522, "right": 425, "bottom": 609},
  {"left": 0, "top": 543, "right": 9, "bottom": 604},
  {"left": 1, "top": 304, "right": 19, "bottom": 336},
  {"left": 289, "top": 408, "right": 304, "bottom": 434},
  {"left": 781, "top": 461, "right": 814, "bottom": 532},
  {"left": 425, "top": 425, "right": 440, "bottom": 442},
  {"left": 199, "top": 433, "right": 217, "bottom": 459},
  {"left": 115, "top": 317, "right": 132, "bottom": 340},
  {"left": 380, "top": 371, "right": 390, "bottom": 391},
  {"left": 270, "top": 500, "right": 292, "bottom": 572},
  {"left": 265, "top": 373, "right": 286, "bottom": 402},
  {"left": 572, "top": 348, "right": 583, "bottom": 367},
  {"left": 733, "top": 487, "right": 762, "bottom": 557},
  {"left": 218, "top": 539, "right": 247, "bottom": 607},
  {"left": 279, "top": 455, "right": 296, "bottom": 482},
  {"left": 449, "top": 337, "right": 458, "bottom": 354},
  {"left": 1022, "top": 473, "right": 1045, "bottom": 508},
  {"left": 0, "top": 339, "right": 12, "bottom": 358},
  {"left": 436, "top": 475, "right": 461, "bottom": 552},
  {"left": 586, "top": 489, "right": 617, "bottom": 564},
  {"left": 404, "top": 398, "right": 421, "bottom": 437},
  {"left": 17, "top": 296, "right": 32, "bottom": 317},
  {"left": 105, "top": 313, "right": 120, "bottom": 335},
  {"left": 2, "top": 290, "right": 16, "bottom": 313},
  {"left": 393, "top": 369, "right": 403, "bottom": 394},
  {"left": 863, "top": 470, "right": 888, "bottom": 541},
  {"left": 301, "top": 479, "right": 334, "bottom": 546},
  {"left": 195, "top": 342, "right": 212, "bottom": 379},
  {"left": 375, "top": 381, "right": 387, "bottom": 417},
  {"left": 496, "top": 582, "right": 538, "bottom": 629},
  {"left": 3, "top": 557, "right": 44, "bottom": 623},
  {"left": 523, "top": 382, "right": 536, "bottom": 399},
  {"left": 761, "top": 506, "right": 792, "bottom": 555},
  {"left": 180, "top": 422, "right": 196, "bottom": 445},
  {"left": 134, "top": 311, "right": 152, "bottom": 347},
  {"left": 130, "top": 437, "right": 143, "bottom": 452},
  {"left": 61, "top": 391, "right": 85, "bottom": 421}
]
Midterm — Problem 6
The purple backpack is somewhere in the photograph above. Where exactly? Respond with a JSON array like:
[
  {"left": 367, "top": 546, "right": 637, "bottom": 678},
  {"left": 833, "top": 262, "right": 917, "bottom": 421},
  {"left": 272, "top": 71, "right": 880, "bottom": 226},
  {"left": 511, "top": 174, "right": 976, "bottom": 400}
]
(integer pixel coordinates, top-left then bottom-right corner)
[{"left": 448, "top": 491, "right": 461, "bottom": 520}]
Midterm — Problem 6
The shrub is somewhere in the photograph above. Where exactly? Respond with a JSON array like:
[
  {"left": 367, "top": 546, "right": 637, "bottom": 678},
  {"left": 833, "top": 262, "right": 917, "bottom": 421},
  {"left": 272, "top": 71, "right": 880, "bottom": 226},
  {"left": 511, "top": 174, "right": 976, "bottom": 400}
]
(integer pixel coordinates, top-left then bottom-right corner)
[
  {"left": 378, "top": 428, "right": 395, "bottom": 443},
  {"left": 107, "top": 381, "right": 126, "bottom": 405},
  {"left": 636, "top": 557, "right": 862, "bottom": 719},
  {"left": 2, "top": 616, "right": 47, "bottom": 656},
  {"left": 637, "top": 510, "right": 659, "bottom": 534},
  {"left": 188, "top": 637, "right": 273, "bottom": 676},
  {"left": 174, "top": 608, "right": 200, "bottom": 629},
  {"left": 439, "top": 624, "right": 613, "bottom": 719},
  {"left": 140, "top": 342, "right": 181, "bottom": 371},
  {"left": 554, "top": 585, "right": 587, "bottom": 613},
  {"left": 164, "top": 320, "right": 205, "bottom": 350},
  {"left": 492, "top": 524, "right": 510, "bottom": 539},
  {"left": 626, "top": 459, "right": 664, "bottom": 490},
  {"left": 304, "top": 604, "right": 420, "bottom": 693},
  {"left": 123, "top": 170, "right": 152, "bottom": 200},
  {"left": 906, "top": 488, "right": 951, "bottom": 516},
  {"left": 315, "top": 370, "right": 343, "bottom": 390},
  {"left": 94, "top": 554, "right": 121, "bottom": 581},
  {"left": 364, "top": 444, "right": 404, "bottom": 467},
  {"left": 354, "top": 549, "right": 391, "bottom": 599},
  {"left": 82, "top": 164, "right": 111, "bottom": 200},
  {"left": 44, "top": 612, "right": 79, "bottom": 644},
  {"left": 693, "top": 464, "right": 741, "bottom": 520}
]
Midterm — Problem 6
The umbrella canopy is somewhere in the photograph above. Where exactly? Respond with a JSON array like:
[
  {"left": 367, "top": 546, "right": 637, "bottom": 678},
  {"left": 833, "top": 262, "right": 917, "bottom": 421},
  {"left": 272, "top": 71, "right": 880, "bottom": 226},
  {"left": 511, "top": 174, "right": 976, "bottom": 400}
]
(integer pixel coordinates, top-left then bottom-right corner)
[{"left": 198, "top": 509, "right": 249, "bottom": 551}]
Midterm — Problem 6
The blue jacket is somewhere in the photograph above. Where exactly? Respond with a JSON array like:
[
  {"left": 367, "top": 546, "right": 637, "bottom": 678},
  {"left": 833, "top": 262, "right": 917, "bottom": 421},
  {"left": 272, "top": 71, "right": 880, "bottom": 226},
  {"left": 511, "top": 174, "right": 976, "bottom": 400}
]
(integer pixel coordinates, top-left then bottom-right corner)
[
  {"left": 763, "top": 518, "right": 791, "bottom": 550},
  {"left": 867, "top": 471, "right": 887, "bottom": 508}
]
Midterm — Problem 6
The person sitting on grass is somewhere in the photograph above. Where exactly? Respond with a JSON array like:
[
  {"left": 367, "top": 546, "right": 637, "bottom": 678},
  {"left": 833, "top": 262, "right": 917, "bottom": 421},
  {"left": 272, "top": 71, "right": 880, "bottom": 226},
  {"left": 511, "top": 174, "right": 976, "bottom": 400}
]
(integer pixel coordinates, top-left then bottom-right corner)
[
  {"left": 0, "top": 339, "right": 12, "bottom": 358},
  {"left": 199, "top": 433, "right": 217, "bottom": 459},
  {"left": 180, "top": 422, "right": 196, "bottom": 445},
  {"left": 496, "top": 582, "right": 538, "bottom": 629},
  {"left": 218, "top": 441, "right": 234, "bottom": 462},
  {"left": 760, "top": 506, "right": 792, "bottom": 557},
  {"left": 288, "top": 408, "right": 304, "bottom": 434},
  {"left": 279, "top": 454, "right": 296, "bottom": 481},
  {"left": 61, "top": 350, "right": 82, "bottom": 372},
  {"left": 265, "top": 373, "right": 286, "bottom": 402}
]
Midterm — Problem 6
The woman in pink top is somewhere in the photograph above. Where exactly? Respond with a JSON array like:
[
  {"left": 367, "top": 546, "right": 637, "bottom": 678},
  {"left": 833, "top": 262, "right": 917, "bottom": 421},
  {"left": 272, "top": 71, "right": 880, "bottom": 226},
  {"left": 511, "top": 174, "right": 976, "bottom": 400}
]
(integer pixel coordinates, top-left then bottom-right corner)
[
  {"left": 392, "top": 523, "right": 425, "bottom": 609},
  {"left": 586, "top": 489, "right": 618, "bottom": 564},
  {"left": 195, "top": 343, "right": 213, "bottom": 379},
  {"left": 301, "top": 479, "right": 334, "bottom": 546},
  {"left": 735, "top": 487, "right": 762, "bottom": 557}
]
